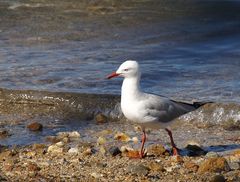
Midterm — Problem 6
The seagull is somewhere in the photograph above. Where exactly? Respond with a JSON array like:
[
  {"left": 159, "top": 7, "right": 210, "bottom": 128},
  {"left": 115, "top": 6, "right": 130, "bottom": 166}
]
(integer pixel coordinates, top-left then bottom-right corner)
[{"left": 107, "top": 60, "right": 204, "bottom": 158}]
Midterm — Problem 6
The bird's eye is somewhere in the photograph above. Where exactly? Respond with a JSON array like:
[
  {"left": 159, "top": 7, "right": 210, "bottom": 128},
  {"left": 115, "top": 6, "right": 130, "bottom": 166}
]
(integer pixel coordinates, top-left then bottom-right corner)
[{"left": 124, "top": 69, "right": 129, "bottom": 71}]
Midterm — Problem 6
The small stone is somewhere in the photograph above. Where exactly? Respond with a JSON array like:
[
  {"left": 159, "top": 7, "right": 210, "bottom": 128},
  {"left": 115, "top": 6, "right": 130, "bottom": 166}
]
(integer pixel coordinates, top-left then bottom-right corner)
[
  {"left": 99, "top": 146, "right": 106, "bottom": 155},
  {"left": 147, "top": 144, "right": 169, "bottom": 156},
  {"left": 97, "top": 136, "right": 106, "bottom": 145},
  {"left": 95, "top": 113, "right": 108, "bottom": 124},
  {"left": 126, "top": 164, "right": 150, "bottom": 176},
  {"left": 91, "top": 172, "right": 103, "bottom": 178},
  {"left": 68, "top": 147, "right": 79, "bottom": 154},
  {"left": 55, "top": 141, "right": 64, "bottom": 147},
  {"left": 83, "top": 148, "right": 94, "bottom": 156},
  {"left": 27, "top": 122, "right": 43, "bottom": 131},
  {"left": 210, "top": 174, "right": 225, "bottom": 182},
  {"left": 25, "top": 151, "right": 37, "bottom": 158},
  {"left": 120, "top": 145, "right": 134, "bottom": 153},
  {"left": 227, "top": 161, "right": 240, "bottom": 170},
  {"left": 131, "top": 137, "right": 138, "bottom": 144},
  {"left": 114, "top": 132, "right": 130, "bottom": 142},
  {"left": 57, "top": 131, "right": 80, "bottom": 139},
  {"left": 109, "top": 146, "right": 121, "bottom": 156},
  {"left": 56, "top": 132, "right": 69, "bottom": 138},
  {"left": 206, "top": 152, "right": 219, "bottom": 158},
  {"left": 198, "top": 157, "right": 230, "bottom": 174},
  {"left": 47, "top": 145, "right": 64, "bottom": 154},
  {"left": 68, "top": 131, "right": 80, "bottom": 138}
]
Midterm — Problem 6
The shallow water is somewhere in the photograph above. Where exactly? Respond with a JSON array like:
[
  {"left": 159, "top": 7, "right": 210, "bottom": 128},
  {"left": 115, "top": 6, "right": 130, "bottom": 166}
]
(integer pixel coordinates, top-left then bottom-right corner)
[
  {"left": 0, "top": 88, "right": 238, "bottom": 147},
  {"left": 0, "top": 0, "right": 240, "bottom": 103},
  {"left": 0, "top": 1, "right": 240, "bottom": 146}
]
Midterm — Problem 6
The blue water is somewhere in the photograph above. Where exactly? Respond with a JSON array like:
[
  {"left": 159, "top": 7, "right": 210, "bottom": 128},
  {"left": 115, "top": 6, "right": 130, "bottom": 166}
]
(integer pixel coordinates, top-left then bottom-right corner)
[{"left": 0, "top": 0, "right": 240, "bottom": 102}]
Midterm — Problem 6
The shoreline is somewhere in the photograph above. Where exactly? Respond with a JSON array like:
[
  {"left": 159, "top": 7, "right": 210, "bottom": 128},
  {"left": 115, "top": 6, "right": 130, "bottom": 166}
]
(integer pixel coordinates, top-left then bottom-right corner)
[{"left": 0, "top": 88, "right": 239, "bottom": 181}]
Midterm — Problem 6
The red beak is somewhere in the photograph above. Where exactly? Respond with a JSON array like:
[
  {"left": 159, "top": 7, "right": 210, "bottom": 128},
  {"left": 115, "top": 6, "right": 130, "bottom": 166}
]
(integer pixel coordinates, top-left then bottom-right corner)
[{"left": 107, "top": 72, "right": 120, "bottom": 79}]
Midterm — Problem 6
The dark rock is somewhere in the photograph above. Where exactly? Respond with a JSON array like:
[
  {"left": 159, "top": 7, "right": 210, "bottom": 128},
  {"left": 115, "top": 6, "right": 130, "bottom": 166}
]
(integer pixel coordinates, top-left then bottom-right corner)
[
  {"left": 109, "top": 146, "right": 121, "bottom": 156},
  {"left": 27, "top": 122, "right": 43, "bottom": 131},
  {"left": 126, "top": 164, "right": 150, "bottom": 176},
  {"left": 210, "top": 174, "right": 225, "bottom": 182},
  {"left": 185, "top": 144, "right": 207, "bottom": 156}
]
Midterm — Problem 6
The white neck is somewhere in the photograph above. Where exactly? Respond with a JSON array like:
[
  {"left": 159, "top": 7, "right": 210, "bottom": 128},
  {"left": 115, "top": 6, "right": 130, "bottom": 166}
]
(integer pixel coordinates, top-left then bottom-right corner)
[{"left": 121, "top": 75, "right": 141, "bottom": 100}]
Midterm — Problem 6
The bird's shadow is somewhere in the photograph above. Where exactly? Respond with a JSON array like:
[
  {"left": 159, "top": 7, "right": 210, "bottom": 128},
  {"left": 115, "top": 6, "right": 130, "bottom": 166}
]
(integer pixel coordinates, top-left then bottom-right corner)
[{"left": 180, "top": 144, "right": 240, "bottom": 156}]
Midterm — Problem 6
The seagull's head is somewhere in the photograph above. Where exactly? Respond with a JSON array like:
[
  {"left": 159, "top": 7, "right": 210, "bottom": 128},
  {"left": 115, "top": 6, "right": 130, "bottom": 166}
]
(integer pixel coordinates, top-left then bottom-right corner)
[{"left": 107, "top": 60, "right": 140, "bottom": 79}]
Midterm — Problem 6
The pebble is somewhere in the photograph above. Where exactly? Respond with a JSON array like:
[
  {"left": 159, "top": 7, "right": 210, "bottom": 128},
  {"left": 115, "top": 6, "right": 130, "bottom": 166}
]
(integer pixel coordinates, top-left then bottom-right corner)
[
  {"left": 27, "top": 122, "right": 43, "bottom": 131},
  {"left": 126, "top": 164, "right": 150, "bottom": 176},
  {"left": 99, "top": 146, "right": 106, "bottom": 155},
  {"left": 131, "top": 137, "right": 138, "bottom": 144},
  {"left": 83, "top": 148, "right": 94, "bottom": 156},
  {"left": 97, "top": 136, "right": 106, "bottom": 145},
  {"left": 205, "top": 151, "right": 219, "bottom": 158},
  {"left": 47, "top": 145, "right": 64, "bottom": 154},
  {"left": 227, "top": 161, "right": 240, "bottom": 170},
  {"left": 210, "top": 174, "right": 226, "bottom": 182},
  {"left": 91, "top": 172, "right": 103, "bottom": 178},
  {"left": 109, "top": 146, "right": 121, "bottom": 156},
  {"left": 120, "top": 145, "right": 134, "bottom": 153},
  {"left": 95, "top": 113, "right": 108, "bottom": 124},
  {"left": 57, "top": 131, "right": 80, "bottom": 139},
  {"left": 114, "top": 132, "right": 130, "bottom": 142},
  {"left": 68, "top": 131, "right": 81, "bottom": 138},
  {"left": 55, "top": 141, "right": 65, "bottom": 147},
  {"left": 68, "top": 147, "right": 79, "bottom": 154},
  {"left": 198, "top": 157, "right": 230, "bottom": 174}
]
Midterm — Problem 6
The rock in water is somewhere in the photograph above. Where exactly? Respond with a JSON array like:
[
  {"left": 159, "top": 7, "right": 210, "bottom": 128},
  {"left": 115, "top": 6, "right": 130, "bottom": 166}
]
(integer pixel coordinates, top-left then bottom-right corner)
[{"left": 27, "top": 122, "right": 43, "bottom": 131}]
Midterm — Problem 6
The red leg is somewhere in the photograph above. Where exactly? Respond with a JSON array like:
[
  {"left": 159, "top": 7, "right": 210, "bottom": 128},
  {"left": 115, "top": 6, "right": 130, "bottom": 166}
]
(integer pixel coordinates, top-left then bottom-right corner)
[
  {"left": 165, "top": 128, "right": 179, "bottom": 155},
  {"left": 139, "top": 129, "right": 146, "bottom": 158}
]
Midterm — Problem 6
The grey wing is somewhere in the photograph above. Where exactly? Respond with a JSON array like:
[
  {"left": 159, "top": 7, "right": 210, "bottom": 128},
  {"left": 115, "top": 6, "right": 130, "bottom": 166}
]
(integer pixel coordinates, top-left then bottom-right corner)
[{"left": 142, "top": 95, "right": 195, "bottom": 123}]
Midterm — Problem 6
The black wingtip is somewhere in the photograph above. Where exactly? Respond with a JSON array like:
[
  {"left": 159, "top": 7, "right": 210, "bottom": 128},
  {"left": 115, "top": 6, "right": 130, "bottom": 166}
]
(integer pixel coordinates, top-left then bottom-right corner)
[{"left": 192, "top": 101, "right": 212, "bottom": 109}]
